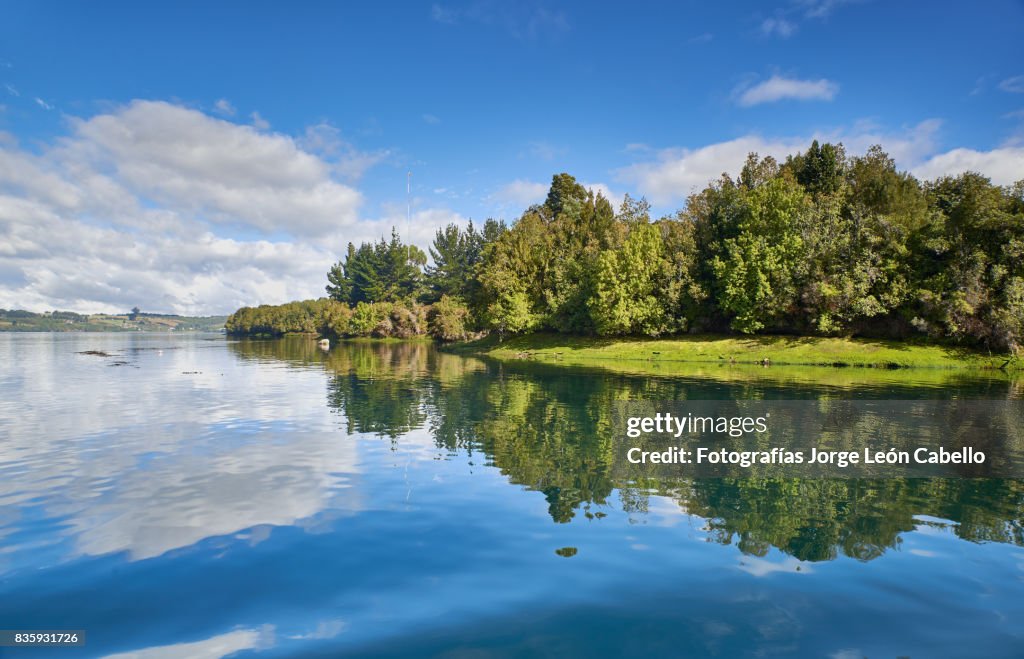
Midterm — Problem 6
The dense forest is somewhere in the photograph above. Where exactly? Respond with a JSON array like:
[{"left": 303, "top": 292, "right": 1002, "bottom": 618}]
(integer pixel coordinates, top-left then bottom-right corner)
[{"left": 226, "top": 141, "right": 1024, "bottom": 352}]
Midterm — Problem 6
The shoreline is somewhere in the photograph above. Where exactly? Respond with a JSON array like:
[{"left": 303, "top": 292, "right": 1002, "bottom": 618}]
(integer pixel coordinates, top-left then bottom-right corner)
[{"left": 446, "top": 333, "right": 1021, "bottom": 372}]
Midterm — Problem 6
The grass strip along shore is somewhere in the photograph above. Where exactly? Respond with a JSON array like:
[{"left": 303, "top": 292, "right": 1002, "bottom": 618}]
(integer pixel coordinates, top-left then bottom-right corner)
[{"left": 451, "top": 333, "right": 1020, "bottom": 371}]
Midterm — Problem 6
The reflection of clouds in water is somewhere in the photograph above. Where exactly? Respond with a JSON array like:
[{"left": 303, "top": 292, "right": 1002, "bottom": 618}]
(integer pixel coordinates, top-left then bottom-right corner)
[
  {"left": 737, "top": 555, "right": 810, "bottom": 577},
  {"left": 0, "top": 335, "right": 329, "bottom": 448},
  {"left": 63, "top": 429, "right": 361, "bottom": 560},
  {"left": 100, "top": 617, "right": 347, "bottom": 658},
  {"left": 0, "top": 334, "right": 362, "bottom": 562},
  {"left": 828, "top": 650, "right": 865, "bottom": 659},
  {"left": 637, "top": 494, "right": 697, "bottom": 527},
  {"left": 287, "top": 618, "right": 347, "bottom": 640},
  {"left": 102, "top": 626, "right": 274, "bottom": 659},
  {"left": 909, "top": 548, "right": 938, "bottom": 557}
]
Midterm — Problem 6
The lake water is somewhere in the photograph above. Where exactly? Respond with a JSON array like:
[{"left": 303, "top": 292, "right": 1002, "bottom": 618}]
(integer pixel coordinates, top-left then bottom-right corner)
[{"left": 1, "top": 333, "right": 1022, "bottom": 657}]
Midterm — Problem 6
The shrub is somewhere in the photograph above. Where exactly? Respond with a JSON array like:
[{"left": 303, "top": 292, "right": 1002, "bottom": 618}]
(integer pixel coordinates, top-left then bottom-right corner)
[{"left": 428, "top": 296, "right": 470, "bottom": 341}]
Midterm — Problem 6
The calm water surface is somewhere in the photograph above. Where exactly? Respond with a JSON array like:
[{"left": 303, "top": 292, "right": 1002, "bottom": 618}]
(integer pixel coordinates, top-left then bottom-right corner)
[{"left": 1, "top": 333, "right": 1022, "bottom": 657}]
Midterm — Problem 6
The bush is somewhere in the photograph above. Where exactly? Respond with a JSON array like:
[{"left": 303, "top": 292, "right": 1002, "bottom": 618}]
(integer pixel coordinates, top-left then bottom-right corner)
[
  {"left": 349, "top": 302, "right": 391, "bottom": 336},
  {"left": 428, "top": 296, "right": 470, "bottom": 341},
  {"left": 228, "top": 299, "right": 436, "bottom": 340},
  {"left": 388, "top": 303, "right": 428, "bottom": 338}
]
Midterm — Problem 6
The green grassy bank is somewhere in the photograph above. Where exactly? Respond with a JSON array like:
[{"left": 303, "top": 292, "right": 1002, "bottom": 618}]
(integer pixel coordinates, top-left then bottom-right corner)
[{"left": 452, "top": 333, "right": 1020, "bottom": 371}]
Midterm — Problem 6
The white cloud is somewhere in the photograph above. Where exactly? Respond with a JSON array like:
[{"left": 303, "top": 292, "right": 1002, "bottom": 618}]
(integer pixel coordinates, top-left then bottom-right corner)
[
  {"left": 761, "top": 18, "right": 797, "bottom": 38},
  {"left": 0, "top": 148, "right": 85, "bottom": 209},
  {"left": 0, "top": 191, "right": 338, "bottom": 314},
  {"left": 820, "top": 118, "right": 941, "bottom": 164},
  {"left": 102, "top": 628, "right": 270, "bottom": 659},
  {"left": 970, "top": 75, "right": 992, "bottom": 96},
  {"left": 618, "top": 136, "right": 802, "bottom": 204},
  {"left": 798, "top": 0, "right": 856, "bottom": 19},
  {"left": 0, "top": 100, "right": 405, "bottom": 315},
  {"left": 68, "top": 101, "right": 364, "bottom": 235},
  {"left": 34, "top": 97, "right": 53, "bottom": 110},
  {"left": 250, "top": 111, "right": 270, "bottom": 130},
  {"left": 422, "top": 113, "right": 441, "bottom": 125},
  {"left": 493, "top": 179, "right": 548, "bottom": 207},
  {"left": 522, "top": 140, "right": 565, "bottom": 161},
  {"left": 736, "top": 75, "right": 839, "bottom": 106},
  {"left": 431, "top": 2, "right": 568, "bottom": 40},
  {"left": 431, "top": 3, "right": 458, "bottom": 24},
  {"left": 998, "top": 76, "right": 1024, "bottom": 93},
  {"left": 364, "top": 205, "right": 470, "bottom": 253},
  {"left": 492, "top": 179, "right": 621, "bottom": 214},
  {"left": 753, "top": 0, "right": 858, "bottom": 44},
  {"left": 298, "top": 121, "right": 391, "bottom": 180},
  {"left": 582, "top": 181, "right": 624, "bottom": 212},
  {"left": 4, "top": 84, "right": 18, "bottom": 97},
  {"left": 912, "top": 147, "right": 1024, "bottom": 185},
  {"left": 616, "top": 120, "right": 945, "bottom": 205},
  {"left": 213, "top": 98, "right": 236, "bottom": 116}
]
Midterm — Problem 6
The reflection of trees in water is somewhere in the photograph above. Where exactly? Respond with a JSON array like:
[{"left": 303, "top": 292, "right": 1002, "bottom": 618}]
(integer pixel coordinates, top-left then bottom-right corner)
[
  {"left": 681, "top": 478, "right": 1024, "bottom": 562},
  {"left": 229, "top": 339, "right": 1024, "bottom": 561}
]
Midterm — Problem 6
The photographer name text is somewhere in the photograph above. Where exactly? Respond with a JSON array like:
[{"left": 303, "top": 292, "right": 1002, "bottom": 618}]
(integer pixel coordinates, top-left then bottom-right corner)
[{"left": 626, "top": 446, "right": 985, "bottom": 467}]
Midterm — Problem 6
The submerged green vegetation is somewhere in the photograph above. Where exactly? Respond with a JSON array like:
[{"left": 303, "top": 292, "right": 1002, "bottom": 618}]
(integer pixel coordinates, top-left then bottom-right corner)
[{"left": 228, "top": 140, "right": 1024, "bottom": 358}]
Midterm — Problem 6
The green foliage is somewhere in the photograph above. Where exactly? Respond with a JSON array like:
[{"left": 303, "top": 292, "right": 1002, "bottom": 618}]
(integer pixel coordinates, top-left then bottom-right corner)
[
  {"left": 337, "top": 301, "right": 427, "bottom": 338},
  {"left": 426, "top": 223, "right": 472, "bottom": 302},
  {"left": 226, "top": 299, "right": 345, "bottom": 336},
  {"left": 325, "top": 244, "right": 355, "bottom": 302},
  {"left": 657, "top": 214, "right": 705, "bottom": 330},
  {"left": 347, "top": 301, "right": 391, "bottom": 336},
  {"left": 326, "top": 229, "right": 426, "bottom": 305},
  {"left": 227, "top": 298, "right": 432, "bottom": 339},
  {"left": 425, "top": 219, "right": 505, "bottom": 307},
  {"left": 477, "top": 174, "right": 620, "bottom": 335},
  {"left": 711, "top": 173, "right": 808, "bottom": 333},
  {"left": 544, "top": 172, "right": 589, "bottom": 217},
  {"left": 592, "top": 221, "right": 666, "bottom": 335},
  {"left": 228, "top": 144, "right": 1024, "bottom": 354},
  {"left": 798, "top": 145, "right": 923, "bottom": 335},
  {"left": 788, "top": 139, "right": 846, "bottom": 196},
  {"left": 428, "top": 295, "right": 471, "bottom": 341},
  {"left": 478, "top": 210, "right": 548, "bottom": 334},
  {"left": 913, "top": 173, "right": 1024, "bottom": 350}
]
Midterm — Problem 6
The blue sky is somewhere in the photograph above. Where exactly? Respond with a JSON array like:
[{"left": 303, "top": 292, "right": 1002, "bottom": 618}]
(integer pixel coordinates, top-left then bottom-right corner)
[{"left": 1, "top": 0, "right": 1022, "bottom": 314}]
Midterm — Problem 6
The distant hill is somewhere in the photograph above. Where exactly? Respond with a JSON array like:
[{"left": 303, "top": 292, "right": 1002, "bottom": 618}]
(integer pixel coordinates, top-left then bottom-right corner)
[{"left": 0, "top": 309, "right": 227, "bottom": 332}]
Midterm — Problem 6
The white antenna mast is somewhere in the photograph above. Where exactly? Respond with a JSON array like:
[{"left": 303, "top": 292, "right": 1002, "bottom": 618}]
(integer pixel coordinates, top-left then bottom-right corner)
[{"left": 406, "top": 171, "right": 411, "bottom": 264}]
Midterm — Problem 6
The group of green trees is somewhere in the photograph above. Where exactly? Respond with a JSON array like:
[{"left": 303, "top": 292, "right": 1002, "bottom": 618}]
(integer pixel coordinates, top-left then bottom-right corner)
[{"left": 227, "top": 141, "right": 1024, "bottom": 352}]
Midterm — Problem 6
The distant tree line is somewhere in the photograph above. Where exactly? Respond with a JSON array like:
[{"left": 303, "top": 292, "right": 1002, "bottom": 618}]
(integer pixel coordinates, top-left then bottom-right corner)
[
  {"left": 0, "top": 309, "right": 227, "bottom": 332},
  {"left": 226, "top": 141, "right": 1024, "bottom": 352}
]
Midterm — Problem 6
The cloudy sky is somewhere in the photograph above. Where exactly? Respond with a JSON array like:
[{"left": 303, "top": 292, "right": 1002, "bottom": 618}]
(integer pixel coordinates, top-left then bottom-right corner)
[{"left": 1, "top": 0, "right": 1022, "bottom": 315}]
